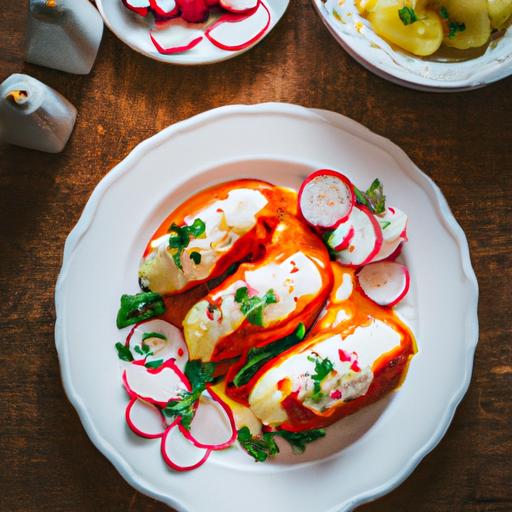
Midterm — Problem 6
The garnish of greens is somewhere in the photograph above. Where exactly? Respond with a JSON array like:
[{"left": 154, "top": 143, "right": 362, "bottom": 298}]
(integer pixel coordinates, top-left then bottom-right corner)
[
  {"left": 398, "top": 6, "right": 417, "bottom": 25},
  {"left": 115, "top": 341, "right": 164, "bottom": 369},
  {"left": 353, "top": 178, "right": 386, "bottom": 215},
  {"left": 116, "top": 292, "right": 166, "bottom": 329},
  {"left": 232, "top": 323, "right": 307, "bottom": 387},
  {"left": 234, "top": 286, "right": 278, "bottom": 327},
  {"left": 307, "top": 354, "right": 334, "bottom": 403},
  {"left": 439, "top": 6, "right": 466, "bottom": 39},
  {"left": 237, "top": 426, "right": 326, "bottom": 462},
  {"left": 168, "top": 218, "right": 206, "bottom": 270},
  {"left": 162, "top": 360, "right": 217, "bottom": 430}
]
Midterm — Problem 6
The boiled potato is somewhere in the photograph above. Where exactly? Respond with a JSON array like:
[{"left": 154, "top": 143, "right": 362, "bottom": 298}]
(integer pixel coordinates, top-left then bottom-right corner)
[
  {"left": 487, "top": 0, "right": 512, "bottom": 29},
  {"left": 367, "top": 0, "right": 443, "bottom": 56},
  {"left": 441, "top": 0, "right": 491, "bottom": 49}
]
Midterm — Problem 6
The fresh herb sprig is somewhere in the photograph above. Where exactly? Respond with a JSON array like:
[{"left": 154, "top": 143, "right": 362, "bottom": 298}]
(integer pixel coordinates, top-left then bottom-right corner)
[
  {"left": 232, "top": 323, "right": 307, "bottom": 387},
  {"left": 398, "top": 6, "right": 417, "bottom": 25},
  {"left": 307, "top": 354, "right": 334, "bottom": 403},
  {"left": 168, "top": 218, "right": 206, "bottom": 270},
  {"left": 162, "top": 361, "right": 217, "bottom": 429},
  {"left": 439, "top": 6, "right": 466, "bottom": 39},
  {"left": 354, "top": 178, "right": 386, "bottom": 214},
  {"left": 116, "top": 292, "right": 166, "bottom": 329},
  {"left": 234, "top": 286, "right": 278, "bottom": 327},
  {"left": 114, "top": 341, "right": 164, "bottom": 369},
  {"left": 237, "top": 426, "right": 326, "bottom": 462}
]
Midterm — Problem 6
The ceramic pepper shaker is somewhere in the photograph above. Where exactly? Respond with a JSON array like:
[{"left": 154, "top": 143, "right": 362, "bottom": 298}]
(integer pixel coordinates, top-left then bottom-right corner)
[
  {"left": 0, "top": 74, "right": 77, "bottom": 153},
  {"left": 25, "top": 0, "right": 104, "bottom": 75}
]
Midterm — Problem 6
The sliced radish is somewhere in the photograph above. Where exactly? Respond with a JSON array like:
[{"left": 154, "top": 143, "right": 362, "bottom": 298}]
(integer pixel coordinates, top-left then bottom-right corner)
[
  {"left": 150, "top": 18, "right": 204, "bottom": 54},
  {"left": 373, "top": 207, "right": 408, "bottom": 262},
  {"left": 327, "top": 222, "right": 355, "bottom": 251},
  {"left": 186, "top": 389, "right": 236, "bottom": 450},
  {"left": 334, "top": 205, "right": 383, "bottom": 267},
  {"left": 126, "top": 397, "right": 166, "bottom": 439},
  {"left": 161, "top": 420, "right": 212, "bottom": 471},
  {"left": 357, "top": 261, "right": 410, "bottom": 307},
  {"left": 177, "top": 0, "right": 209, "bottom": 23},
  {"left": 149, "top": 0, "right": 179, "bottom": 17},
  {"left": 206, "top": 0, "right": 219, "bottom": 4},
  {"left": 122, "top": 0, "right": 151, "bottom": 16},
  {"left": 220, "top": 0, "right": 258, "bottom": 13},
  {"left": 123, "top": 359, "right": 190, "bottom": 407},
  {"left": 126, "top": 319, "right": 188, "bottom": 371},
  {"left": 298, "top": 170, "right": 355, "bottom": 230},
  {"left": 205, "top": 1, "right": 271, "bottom": 51}
]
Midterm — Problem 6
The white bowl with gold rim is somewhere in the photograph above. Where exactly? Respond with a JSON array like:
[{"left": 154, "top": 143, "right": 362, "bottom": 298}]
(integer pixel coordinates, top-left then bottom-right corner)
[{"left": 312, "top": 0, "right": 512, "bottom": 91}]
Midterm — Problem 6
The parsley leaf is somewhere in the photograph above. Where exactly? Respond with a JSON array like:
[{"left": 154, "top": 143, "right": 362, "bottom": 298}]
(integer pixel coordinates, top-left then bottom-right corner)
[
  {"left": 190, "top": 251, "right": 201, "bottom": 265},
  {"left": 448, "top": 21, "right": 465, "bottom": 39},
  {"left": 145, "top": 359, "right": 164, "bottom": 369},
  {"left": 184, "top": 360, "right": 217, "bottom": 392},
  {"left": 353, "top": 178, "right": 386, "bottom": 214},
  {"left": 141, "top": 331, "right": 167, "bottom": 342},
  {"left": 168, "top": 218, "right": 206, "bottom": 270},
  {"left": 398, "top": 6, "right": 417, "bottom": 25},
  {"left": 232, "top": 323, "right": 307, "bottom": 387},
  {"left": 307, "top": 354, "right": 334, "bottom": 403},
  {"left": 439, "top": 6, "right": 449, "bottom": 19},
  {"left": 234, "top": 286, "right": 278, "bottom": 327},
  {"left": 115, "top": 342, "right": 133, "bottom": 362},
  {"left": 116, "top": 292, "right": 166, "bottom": 329},
  {"left": 237, "top": 426, "right": 326, "bottom": 462}
]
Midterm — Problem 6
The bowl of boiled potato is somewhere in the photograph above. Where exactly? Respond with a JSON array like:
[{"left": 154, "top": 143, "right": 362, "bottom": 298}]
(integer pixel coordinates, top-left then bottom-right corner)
[{"left": 313, "top": 0, "right": 512, "bottom": 91}]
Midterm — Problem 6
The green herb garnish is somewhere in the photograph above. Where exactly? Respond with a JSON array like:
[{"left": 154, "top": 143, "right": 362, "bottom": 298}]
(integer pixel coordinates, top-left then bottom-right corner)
[
  {"left": 232, "top": 323, "right": 307, "bottom": 387},
  {"left": 162, "top": 360, "right": 216, "bottom": 430},
  {"left": 307, "top": 354, "right": 334, "bottom": 403},
  {"left": 145, "top": 359, "right": 164, "bottom": 369},
  {"left": 134, "top": 344, "right": 152, "bottom": 356},
  {"left": 116, "top": 292, "right": 166, "bottom": 329},
  {"left": 439, "top": 6, "right": 449, "bottom": 19},
  {"left": 142, "top": 331, "right": 167, "bottom": 342},
  {"left": 190, "top": 251, "right": 202, "bottom": 265},
  {"left": 353, "top": 178, "right": 386, "bottom": 214},
  {"left": 237, "top": 426, "right": 326, "bottom": 462},
  {"left": 448, "top": 20, "right": 465, "bottom": 39},
  {"left": 168, "top": 218, "right": 206, "bottom": 270},
  {"left": 234, "top": 286, "right": 278, "bottom": 327},
  {"left": 379, "top": 220, "right": 391, "bottom": 230},
  {"left": 398, "top": 6, "right": 417, "bottom": 25},
  {"left": 115, "top": 342, "right": 133, "bottom": 362}
]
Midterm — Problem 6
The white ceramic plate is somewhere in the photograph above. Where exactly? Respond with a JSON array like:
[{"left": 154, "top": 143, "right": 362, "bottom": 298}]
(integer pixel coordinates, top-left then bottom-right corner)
[
  {"left": 312, "top": 0, "right": 512, "bottom": 92},
  {"left": 95, "top": 0, "right": 288, "bottom": 65},
  {"left": 55, "top": 103, "right": 479, "bottom": 511}
]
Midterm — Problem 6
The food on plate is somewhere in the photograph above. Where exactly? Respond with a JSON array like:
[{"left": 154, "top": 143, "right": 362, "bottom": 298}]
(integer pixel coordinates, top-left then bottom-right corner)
[
  {"left": 121, "top": 0, "right": 272, "bottom": 54},
  {"left": 114, "top": 171, "right": 416, "bottom": 470},
  {"left": 356, "top": 0, "right": 511, "bottom": 57}
]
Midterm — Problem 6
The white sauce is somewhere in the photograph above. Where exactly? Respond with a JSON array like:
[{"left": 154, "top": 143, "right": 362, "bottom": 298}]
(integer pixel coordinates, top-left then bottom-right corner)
[{"left": 334, "top": 272, "right": 354, "bottom": 302}]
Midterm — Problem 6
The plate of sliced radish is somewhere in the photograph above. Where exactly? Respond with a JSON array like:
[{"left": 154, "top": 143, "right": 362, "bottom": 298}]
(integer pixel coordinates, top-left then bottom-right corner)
[
  {"left": 95, "top": 0, "right": 288, "bottom": 64},
  {"left": 55, "top": 103, "right": 478, "bottom": 512}
]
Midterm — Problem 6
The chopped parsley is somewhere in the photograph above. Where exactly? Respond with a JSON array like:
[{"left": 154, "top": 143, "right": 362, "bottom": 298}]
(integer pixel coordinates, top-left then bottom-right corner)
[
  {"left": 234, "top": 286, "right": 278, "bottom": 327},
  {"left": 379, "top": 220, "right": 391, "bottom": 230},
  {"left": 307, "top": 354, "right": 334, "bottom": 403},
  {"left": 232, "top": 323, "right": 307, "bottom": 387},
  {"left": 134, "top": 344, "right": 151, "bottom": 356},
  {"left": 439, "top": 6, "right": 449, "bottom": 19},
  {"left": 141, "top": 331, "right": 167, "bottom": 343},
  {"left": 448, "top": 20, "right": 466, "bottom": 39},
  {"left": 398, "top": 6, "right": 417, "bottom": 25},
  {"left": 353, "top": 178, "right": 386, "bottom": 215},
  {"left": 162, "top": 360, "right": 216, "bottom": 430},
  {"left": 168, "top": 218, "right": 206, "bottom": 270},
  {"left": 116, "top": 292, "right": 166, "bottom": 329},
  {"left": 237, "top": 426, "right": 326, "bottom": 462},
  {"left": 115, "top": 342, "right": 133, "bottom": 362},
  {"left": 144, "top": 359, "right": 164, "bottom": 369},
  {"left": 190, "top": 251, "right": 201, "bottom": 265}
]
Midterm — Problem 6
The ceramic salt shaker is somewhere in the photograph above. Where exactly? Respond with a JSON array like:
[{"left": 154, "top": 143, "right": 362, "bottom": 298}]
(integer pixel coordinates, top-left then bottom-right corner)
[
  {"left": 0, "top": 74, "right": 77, "bottom": 153},
  {"left": 25, "top": 0, "right": 104, "bottom": 74}
]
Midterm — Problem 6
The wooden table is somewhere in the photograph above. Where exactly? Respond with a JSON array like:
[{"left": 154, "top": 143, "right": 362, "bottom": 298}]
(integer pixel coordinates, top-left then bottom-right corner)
[{"left": 1, "top": 1, "right": 511, "bottom": 510}]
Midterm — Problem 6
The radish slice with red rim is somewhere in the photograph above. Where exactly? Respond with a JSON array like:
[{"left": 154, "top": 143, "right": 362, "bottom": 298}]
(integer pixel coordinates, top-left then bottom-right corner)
[
  {"left": 178, "top": 0, "right": 210, "bottom": 23},
  {"left": 185, "top": 388, "right": 236, "bottom": 450},
  {"left": 125, "top": 398, "right": 166, "bottom": 439},
  {"left": 334, "top": 205, "right": 383, "bottom": 267},
  {"left": 161, "top": 420, "right": 212, "bottom": 471},
  {"left": 150, "top": 18, "right": 204, "bottom": 54},
  {"left": 126, "top": 319, "right": 188, "bottom": 371},
  {"left": 326, "top": 222, "right": 355, "bottom": 251},
  {"left": 357, "top": 261, "right": 410, "bottom": 307},
  {"left": 205, "top": 1, "right": 271, "bottom": 51},
  {"left": 123, "top": 359, "right": 190, "bottom": 407},
  {"left": 372, "top": 207, "right": 408, "bottom": 262},
  {"left": 122, "top": 0, "right": 151, "bottom": 16},
  {"left": 149, "top": 0, "right": 179, "bottom": 17},
  {"left": 298, "top": 170, "right": 355, "bottom": 230},
  {"left": 219, "top": 0, "right": 258, "bottom": 13}
]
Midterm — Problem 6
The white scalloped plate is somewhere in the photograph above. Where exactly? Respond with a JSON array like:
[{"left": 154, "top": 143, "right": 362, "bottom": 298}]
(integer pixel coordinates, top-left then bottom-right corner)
[
  {"left": 95, "top": 0, "right": 288, "bottom": 65},
  {"left": 313, "top": 0, "right": 512, "bottom": 92},
  {"left": 55, "top": 103, "right": 479, "bottom": 511}
]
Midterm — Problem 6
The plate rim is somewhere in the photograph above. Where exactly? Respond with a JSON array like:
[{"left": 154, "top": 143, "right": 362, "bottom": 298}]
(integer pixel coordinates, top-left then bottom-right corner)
[{"left": 55, "top": 102, "right": 479, "bottom": 511}]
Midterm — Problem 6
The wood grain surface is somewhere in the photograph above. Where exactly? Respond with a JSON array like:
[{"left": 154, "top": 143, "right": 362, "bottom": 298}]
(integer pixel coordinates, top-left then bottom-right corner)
[{"left": 1, "top": 1, "right": 511, "bottom": 510}]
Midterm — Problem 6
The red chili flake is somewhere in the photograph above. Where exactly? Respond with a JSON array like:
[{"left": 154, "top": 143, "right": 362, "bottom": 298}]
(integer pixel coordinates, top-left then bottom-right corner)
[
  {"left": 293, "top": 296, "right": 298, "bottom": 303},
  {"left": 177, "top": 348, "right": 184, "bottom": 357},
  {"left": 290, "top": 267, "right": 299, "bottom": 274},
  {"left": 330, "top": 389, "right": 342, "bottom": 400},
  {"left": 216, "top": 208, "right": 224, "bottom": 213},
  {"left": 350, "top": 360, "right": 361, "bottom": 372},
  {"left": 338, "top": 349, "right": 351, "bottom": 362},
  {"left": 389, "top": 207, "right": 396, "bottom": 214}
]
